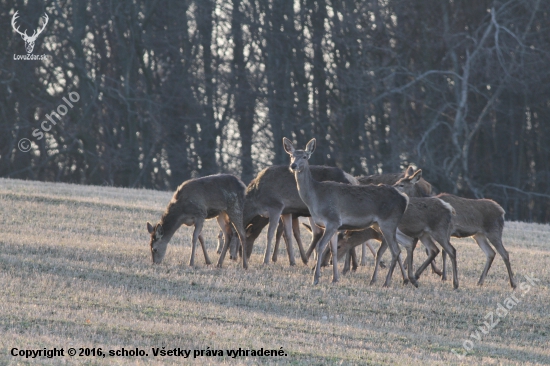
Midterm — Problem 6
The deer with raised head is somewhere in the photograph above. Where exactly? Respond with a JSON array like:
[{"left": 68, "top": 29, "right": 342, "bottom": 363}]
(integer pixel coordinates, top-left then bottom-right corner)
[
  {"left": 146, "top": 174, "right": 249, "bottom": 269},
  {"left": 233, "top": 165, "right": 358, "bottom": 268},
  {"left": 395, "top": 169, "right": 516, "bottom": 288},
  {"left": 12, "top": 11, "right": 48, "bottom": 54},
  {"left": 335, "top": 194, "right": 459, "bottom": 288},
  {"left": 284, "top": 137, "right": 410, "bottom": 286},
  {"left": 355, "top": 166, "right": 435, "bottom": 269}
]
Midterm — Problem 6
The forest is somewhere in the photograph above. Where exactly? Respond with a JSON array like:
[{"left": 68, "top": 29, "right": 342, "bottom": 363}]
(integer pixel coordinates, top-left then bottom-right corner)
[{"left": 1, "top": 0, "right": 549, "bottom": 222}]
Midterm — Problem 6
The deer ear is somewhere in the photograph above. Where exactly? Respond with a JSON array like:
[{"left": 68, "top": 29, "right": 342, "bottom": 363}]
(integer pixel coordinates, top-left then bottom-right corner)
[
  {"left": 147, "top": 221, "right": 154, "bottom": 234},
  {"left": 155, "top": 224, "right": 164, "bottom": 238},
  {"left": 410, "top": 169, "right": 422, "bottom": 183},
  {"left": 305, "top": 138, "right": 316, "bottom": 156},
  {"left": 405, "top": 166, "right": 415, "bottom": 178},
  {"left": 283, "top": 137, "right": 295, "bottom": 154}
]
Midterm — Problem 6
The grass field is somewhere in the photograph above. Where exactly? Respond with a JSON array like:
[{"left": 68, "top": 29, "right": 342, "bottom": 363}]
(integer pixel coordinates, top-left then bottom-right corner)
[{"left": 0, "top": 178, "right": 549, "bottom": 365}]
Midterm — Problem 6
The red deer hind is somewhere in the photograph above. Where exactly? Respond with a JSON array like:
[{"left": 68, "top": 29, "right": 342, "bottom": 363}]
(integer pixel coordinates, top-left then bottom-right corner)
[
  {"left": 284, "top": 137, "right": 409, "bottom": 286},
  {"left": 146, "top": 174, "right": 249, "bottom": 269}
]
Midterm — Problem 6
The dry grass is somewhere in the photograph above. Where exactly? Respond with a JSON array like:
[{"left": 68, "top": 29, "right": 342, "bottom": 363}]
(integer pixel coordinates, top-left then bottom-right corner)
[{"left": 0, "top": 178, "right": 548, "bottom": 365}]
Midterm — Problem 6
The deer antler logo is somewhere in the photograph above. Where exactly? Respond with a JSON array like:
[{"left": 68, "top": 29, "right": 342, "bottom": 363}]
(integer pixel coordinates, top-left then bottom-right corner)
[{"left": 12, "top": 11, "right": 49, "bottom": 54}]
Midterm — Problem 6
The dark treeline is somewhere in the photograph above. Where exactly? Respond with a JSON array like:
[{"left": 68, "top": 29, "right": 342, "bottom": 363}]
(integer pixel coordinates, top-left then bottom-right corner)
[{"left": 1, "top": 0, "right": 549, "bottom": 222}]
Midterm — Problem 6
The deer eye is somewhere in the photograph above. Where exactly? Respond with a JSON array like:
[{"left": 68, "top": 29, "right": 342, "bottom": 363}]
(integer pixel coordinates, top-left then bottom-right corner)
[{"left": 302, "top": 156, "right": 307, "bottom": 159}]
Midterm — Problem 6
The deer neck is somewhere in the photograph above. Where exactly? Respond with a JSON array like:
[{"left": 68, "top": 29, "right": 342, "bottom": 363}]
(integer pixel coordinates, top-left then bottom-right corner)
[
  {"left": 159, "top": 207, "right": 186, "bottom": 241},
  {"left": 294, "top": 163, "right": 318, "bottom": 209}
]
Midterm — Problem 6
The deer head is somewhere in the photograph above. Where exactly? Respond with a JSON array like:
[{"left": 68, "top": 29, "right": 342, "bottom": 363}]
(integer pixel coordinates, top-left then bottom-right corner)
[
  {"left": 12, "top": 11, "right": 49, "bottom": 54},
  {"left": 147, "top": 221, "right": 167, "bottom": 264},
  {"left": 283, "top": 137, "right": 316, "bottom": 173}
]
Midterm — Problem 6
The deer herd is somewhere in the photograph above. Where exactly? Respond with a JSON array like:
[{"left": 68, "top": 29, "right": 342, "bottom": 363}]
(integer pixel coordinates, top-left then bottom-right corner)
[{"left": 147, "top": 138, "right": 516, "bottom": 289}]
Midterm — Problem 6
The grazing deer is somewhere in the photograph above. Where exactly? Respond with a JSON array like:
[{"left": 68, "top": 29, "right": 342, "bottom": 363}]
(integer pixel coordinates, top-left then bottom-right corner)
[
  {"left": 396, "top": 170, "right": 517, "bottom": 288},
  {"left": 236, "top": 165, "right": 357, "bottom": 268},
  {"left": 284, "top": 137, "right": 409, "bottom": 286},
  {"left": 146, "top": 174, "right": 249, "bottom": 269}
]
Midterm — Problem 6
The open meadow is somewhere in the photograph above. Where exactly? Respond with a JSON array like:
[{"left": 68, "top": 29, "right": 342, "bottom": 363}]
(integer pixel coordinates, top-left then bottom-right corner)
[{"left": 0, "top": 178, "right": 548, "bottom": 365}]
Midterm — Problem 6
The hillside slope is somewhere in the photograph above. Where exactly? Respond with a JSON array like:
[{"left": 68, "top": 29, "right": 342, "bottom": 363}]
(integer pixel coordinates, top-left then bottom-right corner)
[{"left": 0, "top": 178, "right": 548, "bottom": 365}]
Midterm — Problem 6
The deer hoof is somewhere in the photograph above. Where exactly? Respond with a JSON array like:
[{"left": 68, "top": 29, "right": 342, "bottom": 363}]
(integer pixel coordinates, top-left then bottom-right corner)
[
  {"left": 403, "top": 278, "right": 409, "bottom": 285},
  {"left": 379, "top": 261, "right": 387, "bottom": 269}
]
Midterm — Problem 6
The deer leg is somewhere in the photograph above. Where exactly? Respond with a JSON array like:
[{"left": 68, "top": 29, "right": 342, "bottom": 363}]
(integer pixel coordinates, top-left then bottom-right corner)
[
  {"left": 370, "top": 238, "right": 387, "bottom": 285},
  {"left": 292, "top": 216, "right": 308, "bottom": 264},
  {"left": 474, "top": 234, "right": 496, "bottom": 287},
  {"left": 402, "top": 236, "right": 417, "bottom": 271},
  {"left": 198, "top": 233, "right": 211, "bottom": 265},
  {"left": 313, "top": 226, "right": 338, "bottom": 285},
  {"left": 360, "top": 242, "right": 368, "bottom": 266},
  {"left": 486, "top": 232, "right": 516, "bottom": 288},
  {"left": 395, "top": 230, "right": 417, "bottom": 287},
  {"left": 429, "top": 250, "right": 443, "bottom": 276},
  {"left": 215, "top": 214, "right": 233, "bottom": 268},
  {"left": 216, "top": 230, "right": 224, "bottom": 254},
  {"left": 226, "top": 210, "right": 249, "bottom": 270},
  {"left": 229, "top": 227, "right": 240, "bottom": 260},
  {"left": 272, "top": 218, "right": 284, "bottom": 263},
  {"left": 330, "top": 233, "right": 340, "bottom": 283},
  {"left": 413, "top": 236, "right": 439, "bottom": 281},
  {"left": 263, "top": 209, "right": 283, "bottom": 265},
  {"left": 422, "top": 235, "right": 443, "bottom": 276},
  {"left": 342, "top": 247, "right": 358, "bottom": 275},
  {"left": 350, "top": 247, "right": 358, "bottom": 272},
  {"left": 320, "top": 244, "right": 332, "bottom": 267},
  {"left": 395, "top": 229, "right": 413, "bottom": 285},
  {"left": 343, "top": 250, "right": 351, "bottom": 275},
  {"left": 281, "top": 214, "right": 297, "bottom": 266},
  {"left": 442, "top": 245, "right": 448, "bottom": 281},
  {"left": 189, "top": 219, "right": 204, "bottom": 267},
  {"left": 365, "top": 240, "right": 385, "bottom": 268},
  {"left": 433, "top": 232, "right": 459, "bottom": 289},
  {"left": 306, "top": 217, "right": 323, "bottom": 261},
  {"left": 379, "top": 225, "right": 406, "bottom": 288}
]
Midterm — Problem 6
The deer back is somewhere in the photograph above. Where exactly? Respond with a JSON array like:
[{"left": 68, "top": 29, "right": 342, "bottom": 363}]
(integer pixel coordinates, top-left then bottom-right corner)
[
  {"left": 437, "top": 193, "right": 505, "bottom": 237},
  {"left": 358, "top": 170, "right": 433, "bottom": 197},
  {"left": 243, "top": 165, "right": 352, "bottom": 224}
]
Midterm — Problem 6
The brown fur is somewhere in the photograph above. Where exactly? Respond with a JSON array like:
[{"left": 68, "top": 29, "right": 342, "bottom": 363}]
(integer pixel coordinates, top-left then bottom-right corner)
[
  {"left": 146, "top": 174, "right": 249, "bottom": 269},
  {"left": 239, "top": 165, "right": 354, "bottom": 267},
  {"left": 395, "top": 170, "right": 516, "bottom": 288},
  {"left": 357, "top": 166, "right": 433, "bottom": 197},
  {"left": 337, "top": 196, "right": 459, "bottom": 288},
  {"left": 284, "top": 137, "right": 409, "bottom": 286}
]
